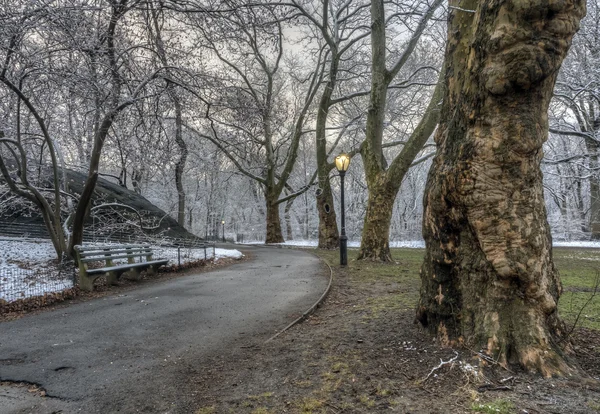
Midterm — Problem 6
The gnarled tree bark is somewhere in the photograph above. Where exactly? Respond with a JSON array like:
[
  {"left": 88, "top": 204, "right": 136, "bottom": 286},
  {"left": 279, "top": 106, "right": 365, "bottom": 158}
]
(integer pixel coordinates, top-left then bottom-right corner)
[{"left": 417, "top": 0, "right": 585, "bottom": 376}]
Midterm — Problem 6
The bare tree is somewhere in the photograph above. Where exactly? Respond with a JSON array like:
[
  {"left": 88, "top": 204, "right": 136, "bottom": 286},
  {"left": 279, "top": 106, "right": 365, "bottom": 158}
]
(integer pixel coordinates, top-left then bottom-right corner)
[
  {"left": 280, "top": 0, "right": 371, "bottom": 248},
  {"left": 147, "top": 2, "right": 189, "bottom": 228},
  {"left": 0, "top": 1, "right": 166, "bottom": 258},
  {"left": 356, "top": 0, "right": 444, "bottom": 261},
  {"left": 547, "top": 0, "right": 600, "bottom": 238},
  {"left": 182, "top": 2, "right": 323, "bottom": 243}
]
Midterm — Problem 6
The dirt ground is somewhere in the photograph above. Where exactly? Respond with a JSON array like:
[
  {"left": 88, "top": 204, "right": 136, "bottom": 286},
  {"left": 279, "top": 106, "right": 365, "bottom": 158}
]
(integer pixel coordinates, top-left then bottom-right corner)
[{"left": 186, "top": 252, "right": 600, "bottom": 414}]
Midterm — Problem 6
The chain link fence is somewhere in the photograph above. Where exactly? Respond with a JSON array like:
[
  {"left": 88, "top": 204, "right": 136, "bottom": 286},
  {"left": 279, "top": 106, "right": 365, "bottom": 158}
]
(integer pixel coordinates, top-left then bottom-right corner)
[{"left": 1, "top": 264, "right": 77, "bottom": 312}]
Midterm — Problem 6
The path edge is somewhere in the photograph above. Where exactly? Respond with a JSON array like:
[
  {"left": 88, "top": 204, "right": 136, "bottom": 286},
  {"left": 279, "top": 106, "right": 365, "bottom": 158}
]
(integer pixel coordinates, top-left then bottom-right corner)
[{"left": 264, "top": 250, "right": 333, "bottom": 343}]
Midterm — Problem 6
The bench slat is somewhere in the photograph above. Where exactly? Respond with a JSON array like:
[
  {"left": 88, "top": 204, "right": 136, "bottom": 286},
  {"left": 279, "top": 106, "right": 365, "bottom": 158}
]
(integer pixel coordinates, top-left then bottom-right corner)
[
  {"left": 75, "top": 244, "right": 151, "bottom": 252},
  {"left": 78, "top": 249, "right": 152, "bottom": 258},
  {"left": 78, "top": 246, "right": 151, "bottom": 252},
  {"left": 75, "top": 244, "right": 149, "bottom": 252},
  {"left": 79, "top": 253, "right": 153, "bottom": 263},
  {"left": 87, "top": 260, "right": 169, "bottom": 275},
  {"left": 77, "top": 247, "right": 152, "bottom": 256}
]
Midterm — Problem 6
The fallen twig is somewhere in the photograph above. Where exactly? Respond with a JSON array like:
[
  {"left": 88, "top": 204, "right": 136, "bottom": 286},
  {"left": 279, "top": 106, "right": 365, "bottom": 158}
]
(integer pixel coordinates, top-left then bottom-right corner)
[{"left": 422, "top": 350, "right": 459, "bottom": 382}]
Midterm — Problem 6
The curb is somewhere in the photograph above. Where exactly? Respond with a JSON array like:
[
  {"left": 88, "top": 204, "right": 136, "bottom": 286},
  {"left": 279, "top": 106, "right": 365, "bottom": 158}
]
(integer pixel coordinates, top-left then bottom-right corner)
[{"left": 264, "top": 251, "right": 333, "bottom": 343}]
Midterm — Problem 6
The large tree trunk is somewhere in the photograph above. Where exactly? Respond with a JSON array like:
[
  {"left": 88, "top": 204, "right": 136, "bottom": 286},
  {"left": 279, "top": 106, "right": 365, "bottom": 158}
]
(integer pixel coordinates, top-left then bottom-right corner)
[
  {"left": 314, "top": 58, "right": 340, "bottom": 250},
  {"left": 284, "top": 196, "right": 294, "bottom": 241},
  {"left": 316, "top": 180, "right": 339, "bottom": 249},
  {"left": 357, "top": 173, "right": 394, "bottom": 261},
  {"left": 265, "top": 197, "right": 284, "bottom": 244},
  {"left": 417, "top": 0, "right": 585, "bottom": 376}
]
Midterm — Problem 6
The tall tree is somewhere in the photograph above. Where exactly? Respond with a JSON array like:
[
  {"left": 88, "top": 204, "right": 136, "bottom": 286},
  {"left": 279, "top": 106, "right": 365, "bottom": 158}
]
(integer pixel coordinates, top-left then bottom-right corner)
[
  {"left": 184, "top": 2, "right": 323, "bottom": 243},
  {"left": 356, "top": 0, "right": 444, "bottom": 261},
  {"left": 417, "top": 0, "right": 585, "bottom": 375},
  {"left": 148, "top": 2, "right": 188, "bottom": 228},
  {"left": 283, "top": 0, "right": 371, "bottom": 248},
  {"left": 548, "top": 0, "right": 600, "bottom": 238}
]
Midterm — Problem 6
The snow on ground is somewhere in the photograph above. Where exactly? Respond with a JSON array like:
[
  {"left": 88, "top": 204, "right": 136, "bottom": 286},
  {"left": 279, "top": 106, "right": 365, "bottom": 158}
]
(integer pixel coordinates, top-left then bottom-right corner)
[
  {"left": 153, "top": 245, "right": 243, "bottom": 264},
  {"left": 0, "top": 238, "right": 243, "bottom": 303},
  {"left": 0, "top": 237, "right": 75, "bottom": 302},
  {"left": 553, "top": 241, "right": 600, "bottom": 248},
  {"left": 0, "top": 237, "right": 58, "bottom": 270}
]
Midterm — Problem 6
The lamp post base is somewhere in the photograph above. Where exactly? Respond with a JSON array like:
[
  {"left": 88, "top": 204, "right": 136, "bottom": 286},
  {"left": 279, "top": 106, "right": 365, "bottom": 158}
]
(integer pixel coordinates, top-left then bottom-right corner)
[{"left": 340, "top": 235, "right": 348, "bottom": 266}]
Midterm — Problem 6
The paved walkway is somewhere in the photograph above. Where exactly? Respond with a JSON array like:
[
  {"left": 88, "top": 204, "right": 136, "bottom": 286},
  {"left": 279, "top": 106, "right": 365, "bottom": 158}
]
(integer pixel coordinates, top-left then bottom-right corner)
[{"left": 0, "top": 246, "right": 329, "bottom": 413}]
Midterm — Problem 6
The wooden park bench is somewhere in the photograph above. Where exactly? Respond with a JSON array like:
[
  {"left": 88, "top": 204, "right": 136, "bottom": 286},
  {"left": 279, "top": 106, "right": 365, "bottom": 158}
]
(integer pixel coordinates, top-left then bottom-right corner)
[{"left": 74, "top": 244, "right": 169, "bottom": 291}]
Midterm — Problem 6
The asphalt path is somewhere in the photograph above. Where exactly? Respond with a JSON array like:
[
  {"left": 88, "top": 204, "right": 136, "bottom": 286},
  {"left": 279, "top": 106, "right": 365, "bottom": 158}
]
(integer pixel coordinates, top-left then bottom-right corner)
[{"left": 0, "top": 246, "right": 329, "bottom": 413}]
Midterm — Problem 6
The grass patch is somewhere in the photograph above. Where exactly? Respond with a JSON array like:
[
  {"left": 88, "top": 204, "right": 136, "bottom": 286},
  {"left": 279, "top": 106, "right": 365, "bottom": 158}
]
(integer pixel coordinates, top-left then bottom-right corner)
[
  {"left": 553, "top": 248, "right": 600, "bottom": 288},
  {"left": 358, "top": 394, "right": 375, "bottom": 408},
  {"left": 559, "top": 291, "right": 600, "bottom": 330},
  {"left": 295, "top": 397, "right": 324, "bottom": 413},
  {"left": 554, "top": 248, "right": 600, "bottom": 330},
  {"left": 313, "top": 247, "right": 600, "bottom": 331},
  {"left": 293, "top": 379, "right": 313, "bottom": 388}
]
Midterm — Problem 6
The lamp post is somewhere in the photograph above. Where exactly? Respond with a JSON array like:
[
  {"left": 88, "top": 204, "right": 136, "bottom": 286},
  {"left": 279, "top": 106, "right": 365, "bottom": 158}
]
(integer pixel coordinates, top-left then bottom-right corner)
[
  {"left": 221, "top": 220, "right": 225, "bottom": 243},
  {"left": 335, "top": 153, "right": 351, "bottom": 266}
]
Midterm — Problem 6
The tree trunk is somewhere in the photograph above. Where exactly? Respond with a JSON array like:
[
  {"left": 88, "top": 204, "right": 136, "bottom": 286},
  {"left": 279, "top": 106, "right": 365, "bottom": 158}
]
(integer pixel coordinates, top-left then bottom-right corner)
[
  {"left": 358, "top": 70, "right": 445, "bottom": 261},
  {"left": 357, "top": 174, "right": 394, "bottom": 261},
  {"left": 131, "top": 168, "right": 143, "bottom": 194},
  {"left": 417, "top": 0, "right": 585, "bottom": 376},
  {"left": 69, "top": 4, "right": 126, "bottom": 257},
  {"left": 314, "top": 60, "right": 339, "bottom": 249},
  {"left": 174, "top": 97, "right": 186, "bottom": 227},
  {"left": 316, "top": 180, "right": 339, "bottom": 249},
  {"left": 265, "top": 200, "right": 284, "bottom": 244},
  {"left": 284, "top": 197, "right": 294, "bottom": 241},
  {"left": 149, "top": 3, "right": 187, "bottom": 228}
]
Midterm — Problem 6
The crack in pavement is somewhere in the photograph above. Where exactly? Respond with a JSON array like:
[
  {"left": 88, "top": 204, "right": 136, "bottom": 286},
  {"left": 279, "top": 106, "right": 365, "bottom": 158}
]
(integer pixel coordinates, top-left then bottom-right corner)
[{"left": 0, "top": 379, "right": 69, "bottom": 401}]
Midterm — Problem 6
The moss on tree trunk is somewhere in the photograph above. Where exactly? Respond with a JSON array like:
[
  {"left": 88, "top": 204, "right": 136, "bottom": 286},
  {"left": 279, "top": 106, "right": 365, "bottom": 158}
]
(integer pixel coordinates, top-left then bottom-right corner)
[{"left": 417, "top": 0, "right": 585, "bottom": 376}]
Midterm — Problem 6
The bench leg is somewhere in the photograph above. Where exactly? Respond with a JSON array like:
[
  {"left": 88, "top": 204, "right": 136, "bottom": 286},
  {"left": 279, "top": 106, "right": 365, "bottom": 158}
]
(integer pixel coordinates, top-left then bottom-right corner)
[
  {"left": 79, "top": 273, "right": 94, "bottom": 292},
  {"left": 105, "top": 271, "right": 118, "bottom": 286},
  {"left": 123, "top": 268, "right": 141, "bottom": 281},
  {"left": 146, "top": 265, "right": 156, "bottom": 276}
]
